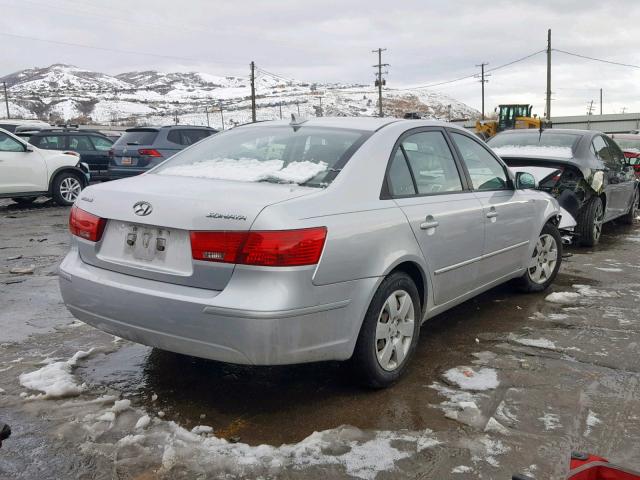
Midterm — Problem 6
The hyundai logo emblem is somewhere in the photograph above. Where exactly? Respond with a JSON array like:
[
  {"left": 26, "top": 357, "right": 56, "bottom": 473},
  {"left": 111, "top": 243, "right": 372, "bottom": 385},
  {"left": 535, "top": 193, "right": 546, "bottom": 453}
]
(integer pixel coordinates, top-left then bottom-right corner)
[{"left": 133, "top": 201, "right": 153, "bottom": 216}]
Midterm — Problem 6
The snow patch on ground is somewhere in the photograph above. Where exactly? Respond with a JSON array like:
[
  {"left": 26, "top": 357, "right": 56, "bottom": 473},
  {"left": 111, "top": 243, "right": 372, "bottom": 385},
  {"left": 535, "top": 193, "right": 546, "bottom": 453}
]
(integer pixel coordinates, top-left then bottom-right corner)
[
  {"left": 158, "top": 158, "right": 327, "bottom": 185},
  {"left": 595, "top": 267, "right": 623, "bottom": 273},
  {"left": 191, "top": 425, "right": 214, "bottom": 435},
  {"left": 545, "top": 291, "right": 581, "bottom": 304},
  {"left": 548, "top": 313, "right": 570, "bottom": 320},
  {"left": 452, "top": 465, "right": 473, "bottom": 473},
  {"left": 135, "top": 415, "right": 151, "bottom": 430},
  {"left": 573, "top": 284, "right": 620, "bottom": 298},
  {"left": 430, "top": 383, "right": 488, "bottom": 429},
  {"left": 585, "top": 410, "right": 601, "bottom": 436},
  {"left": 512, "top": 336, "right": 557, "bottom": 350},
  {"left": 443, "top": 367, "right": 499, "bottom": 391},
  {"left": 109, "top": 422, "right": 439, "bottom": 479},
  {"left": 18, "top": 349, "right": 95, "bottom": 399},
  {"left": 538, "top": 412, "right": 561, "bottom": 431}
]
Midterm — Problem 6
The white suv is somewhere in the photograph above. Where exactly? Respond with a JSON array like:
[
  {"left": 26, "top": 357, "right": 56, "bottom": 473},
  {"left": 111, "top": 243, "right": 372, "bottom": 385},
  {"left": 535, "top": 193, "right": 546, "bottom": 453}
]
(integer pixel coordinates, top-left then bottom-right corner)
[{"left": 0, "top": 128, "right": 90, "bottom": 206}]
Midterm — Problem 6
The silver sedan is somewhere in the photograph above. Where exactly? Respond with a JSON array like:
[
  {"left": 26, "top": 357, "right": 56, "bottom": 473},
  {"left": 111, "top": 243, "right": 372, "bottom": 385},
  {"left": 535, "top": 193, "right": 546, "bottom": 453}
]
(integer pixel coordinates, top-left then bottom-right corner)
[{"left": 59, "top": 117, "right": 563, "bottom": 387}]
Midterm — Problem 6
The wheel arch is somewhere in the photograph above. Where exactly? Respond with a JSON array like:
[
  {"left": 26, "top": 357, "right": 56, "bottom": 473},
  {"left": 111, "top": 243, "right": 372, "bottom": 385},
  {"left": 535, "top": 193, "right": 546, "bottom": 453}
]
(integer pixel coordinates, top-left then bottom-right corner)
[
  {"left": 384, "top": 258, "right": 428, "bottom": 313},
  {"left": 48, "top": 166, "right": 88, "bottom": 194}
]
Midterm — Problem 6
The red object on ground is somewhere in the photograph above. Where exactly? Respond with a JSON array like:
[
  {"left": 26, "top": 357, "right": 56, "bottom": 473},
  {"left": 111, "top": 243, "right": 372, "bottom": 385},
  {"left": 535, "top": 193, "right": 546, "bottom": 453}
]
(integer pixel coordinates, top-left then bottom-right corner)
[{"left": 568, "top": 452, "right": 640, "bottom": 480}]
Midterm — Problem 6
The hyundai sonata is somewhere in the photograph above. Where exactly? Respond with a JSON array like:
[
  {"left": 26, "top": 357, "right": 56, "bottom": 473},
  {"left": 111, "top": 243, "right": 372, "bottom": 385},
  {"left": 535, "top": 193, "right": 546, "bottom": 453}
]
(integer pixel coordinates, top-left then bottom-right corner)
[{"left": 60, "top": 117, "right": 564, "bottom": 387}]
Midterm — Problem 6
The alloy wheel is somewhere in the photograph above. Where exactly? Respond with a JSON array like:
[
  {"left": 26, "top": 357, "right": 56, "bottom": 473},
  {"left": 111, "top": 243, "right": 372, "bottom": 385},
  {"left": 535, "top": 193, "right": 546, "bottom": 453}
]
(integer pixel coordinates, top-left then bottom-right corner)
[
  {"left": 60, "top": 177, "right": 82, "bottom": 203},
  {"left": 375, "top": 290, "right": 415, "bottom": 371},
  {"left": 528, "top": 233, "right": 559, "bottom": 284},
  {"left": 593, "top": 201, "right": 604, "bottom": 242}
]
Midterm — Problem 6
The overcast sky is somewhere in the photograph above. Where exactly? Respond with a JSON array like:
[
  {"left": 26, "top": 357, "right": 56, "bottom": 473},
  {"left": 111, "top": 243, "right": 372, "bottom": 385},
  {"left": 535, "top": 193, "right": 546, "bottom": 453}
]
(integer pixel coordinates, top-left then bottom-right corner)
[{"left": 2, "top": 0, "right": 640, "bottom": 116}]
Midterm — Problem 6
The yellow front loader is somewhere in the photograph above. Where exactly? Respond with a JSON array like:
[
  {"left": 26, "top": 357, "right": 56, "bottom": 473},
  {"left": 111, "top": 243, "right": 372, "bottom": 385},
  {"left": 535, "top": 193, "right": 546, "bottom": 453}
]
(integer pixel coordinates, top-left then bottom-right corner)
[{"left": 475, "top": 104, "right": 542, "bottom": 140}]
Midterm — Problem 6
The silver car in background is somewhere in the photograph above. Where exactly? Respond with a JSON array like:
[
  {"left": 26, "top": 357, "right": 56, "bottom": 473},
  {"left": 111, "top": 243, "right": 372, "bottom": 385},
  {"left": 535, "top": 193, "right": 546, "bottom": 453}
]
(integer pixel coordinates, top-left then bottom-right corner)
[{"left": 59, "top": 117, "right": 564, "bottom": 387}]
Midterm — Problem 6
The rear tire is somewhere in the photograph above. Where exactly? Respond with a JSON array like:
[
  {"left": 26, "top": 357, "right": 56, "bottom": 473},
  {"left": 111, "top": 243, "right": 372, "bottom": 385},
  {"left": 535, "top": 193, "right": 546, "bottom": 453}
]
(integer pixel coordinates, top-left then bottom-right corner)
[
  {"left": 515, "top": 223, "right": 562, "bottom": 292},
  {"left": 620, "top": 188, "right": 639, "bottom": 225},
  {"left": 11, "top": 197, "right": 37, "bottom": 205},
  {"left": 51, "top": 171, "right": 83, "bottom": 206},
  {"left": 351, "top": 272, "right": 421, "bottom": 388},
  {"left": 576, "top": 196, "right": 604, "bottom": 247}
]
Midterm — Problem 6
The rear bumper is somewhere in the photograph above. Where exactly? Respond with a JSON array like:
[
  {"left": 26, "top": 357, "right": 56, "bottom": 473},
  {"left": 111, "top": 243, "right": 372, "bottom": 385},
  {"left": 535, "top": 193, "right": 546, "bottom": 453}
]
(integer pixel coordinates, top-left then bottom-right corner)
[{"left": 58, "top": 248, "right": 378, "bottom": 365}]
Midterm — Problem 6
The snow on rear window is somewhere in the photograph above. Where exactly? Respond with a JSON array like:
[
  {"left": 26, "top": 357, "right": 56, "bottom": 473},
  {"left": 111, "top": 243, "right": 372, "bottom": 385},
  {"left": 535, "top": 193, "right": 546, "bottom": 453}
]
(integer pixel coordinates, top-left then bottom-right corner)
[
  {"left": 152, "top": 125, "right": 368, "bottom": 187},
  {"left": 492, "top": 145, "right": 574, "bottom": 159},
  {"left": 159, "top": 158, "right": 328, "bottom": 184}
]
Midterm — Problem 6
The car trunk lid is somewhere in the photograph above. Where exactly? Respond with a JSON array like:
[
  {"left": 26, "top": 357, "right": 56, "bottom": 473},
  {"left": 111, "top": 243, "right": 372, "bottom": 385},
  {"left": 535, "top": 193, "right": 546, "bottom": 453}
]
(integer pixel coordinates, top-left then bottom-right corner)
[{"left": 75, "top": 174, "right": 316, "bottom": 290}]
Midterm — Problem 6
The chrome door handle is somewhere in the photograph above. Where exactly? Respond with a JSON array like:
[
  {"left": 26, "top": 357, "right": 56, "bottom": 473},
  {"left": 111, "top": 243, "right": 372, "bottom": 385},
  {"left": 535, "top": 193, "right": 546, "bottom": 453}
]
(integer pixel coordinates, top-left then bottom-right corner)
[{"left": 420, "top": 215, "right": 439, "bottom": 230}]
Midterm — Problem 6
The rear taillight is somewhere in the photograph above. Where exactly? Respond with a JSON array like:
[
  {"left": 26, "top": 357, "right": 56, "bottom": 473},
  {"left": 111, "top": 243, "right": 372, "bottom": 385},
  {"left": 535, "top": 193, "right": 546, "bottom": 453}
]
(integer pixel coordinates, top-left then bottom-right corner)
[
  {"left": 108, "top": 148, "right": 114, "bottom": 157},
  {"left": 190, "top": 227, "right": 327, "bottom": 267},
  {"left": 190, "top": 231, "right": 248, "bottom": 263},
  {"left": 69, "top": 206, "right": 106, "bottom": 242},
  {"left": 138, "top": 148, "right": 162, "bottom": 157}
]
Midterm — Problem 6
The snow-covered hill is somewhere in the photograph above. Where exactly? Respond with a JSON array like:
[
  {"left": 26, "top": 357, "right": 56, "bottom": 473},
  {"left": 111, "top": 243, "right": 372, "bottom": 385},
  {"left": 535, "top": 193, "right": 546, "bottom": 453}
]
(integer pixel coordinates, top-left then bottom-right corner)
[{"left": 1, "top": 64, "right": 479, "bottom": 128}]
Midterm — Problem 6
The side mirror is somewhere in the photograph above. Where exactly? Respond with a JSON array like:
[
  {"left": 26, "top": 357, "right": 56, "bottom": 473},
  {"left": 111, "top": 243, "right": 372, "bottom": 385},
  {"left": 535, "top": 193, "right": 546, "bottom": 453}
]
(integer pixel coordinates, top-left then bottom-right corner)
[
  {"left": 24, "top": 144, "right": 33, "bottom": 152},
  {"left": 515, "top": 171, "right": 537, "bottom": 189}
]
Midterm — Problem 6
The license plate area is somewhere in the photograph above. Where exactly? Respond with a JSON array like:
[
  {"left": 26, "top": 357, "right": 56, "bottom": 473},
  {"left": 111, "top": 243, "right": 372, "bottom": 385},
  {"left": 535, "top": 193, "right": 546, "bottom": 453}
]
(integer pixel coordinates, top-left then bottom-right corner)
[
  {"left": 121, "top": 157, "right": 134, "bottom": 166},
  {"left": 97, "top": 221, "right": 193, "bottom": 276}
]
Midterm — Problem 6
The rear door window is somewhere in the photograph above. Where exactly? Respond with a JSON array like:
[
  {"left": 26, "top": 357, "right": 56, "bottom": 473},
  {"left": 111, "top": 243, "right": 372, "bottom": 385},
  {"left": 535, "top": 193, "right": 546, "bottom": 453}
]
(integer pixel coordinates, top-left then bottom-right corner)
[
  {"left": 34, "top": 135, "right": 65, "bottom": 150},
  {"left": 604, "top": 136, "right": 626, "bottom": 170},
  {"left": 400, "top": 131, "right": 463, "bottom": 194},
  {"left": 592, "top": 135, "right": 616, "bottom": 169},
  {"left": 69, "top": 135, "right": 95, "bottom": 151},
  {"left": 451, "top": 132, "right": 508, "bottom": 191},
  {"left": 90, "top": 136, "right": 113, "bottom": 151},
  {"left": 387, "top": 149, "right": 416, "bottom": 196}
]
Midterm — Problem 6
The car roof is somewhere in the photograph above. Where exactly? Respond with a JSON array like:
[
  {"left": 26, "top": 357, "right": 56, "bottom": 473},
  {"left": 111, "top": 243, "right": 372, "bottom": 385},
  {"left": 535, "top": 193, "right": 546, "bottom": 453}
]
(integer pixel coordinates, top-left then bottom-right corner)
[
  {"left": 235, "top": 116, "right": 458, "bottom": 132},
  {"left": 495, "top": 128, "right": 600, "bottom": 137},
  {"left": 124, "top": 125, "right": 216, "bottom": 132},
  {"left": 33, "top": 129, "right": 108, "bottom": 135},
  {"left": 611, "top": 133, "right": 640, "bottom": 139}
]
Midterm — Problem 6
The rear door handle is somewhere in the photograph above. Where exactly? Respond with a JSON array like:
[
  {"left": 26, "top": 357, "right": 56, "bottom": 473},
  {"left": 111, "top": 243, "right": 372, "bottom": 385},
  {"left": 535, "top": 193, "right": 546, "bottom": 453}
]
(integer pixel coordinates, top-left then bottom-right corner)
[
  {"left": 420, "top": 215, "right": 439, "bottom": 230},
  {"left": 486, "top": 207, "right": 498, "bottom": 220}
]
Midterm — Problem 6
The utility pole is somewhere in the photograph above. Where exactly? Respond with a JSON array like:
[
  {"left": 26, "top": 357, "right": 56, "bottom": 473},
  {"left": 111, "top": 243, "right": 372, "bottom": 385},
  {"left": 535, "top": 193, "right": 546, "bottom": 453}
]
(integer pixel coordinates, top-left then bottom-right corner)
[
  {"left": 250, "top": 61, "right": 256, "bottom": 123},
  {"left": 205, "top": 106, "right": 210, "bottom": 127},
  {"left": 2, "top": 81, "right": 9, "bottom": 119},
  {"left": 599, "top": 88, "right": 603, "bottom": 115},
  {"left": 372, "top": 48, "right": 389, "bottom": 117},
  {"left": 278, "top": 101, "right": 282, "bottom": 119},
  {"left": 219, "top": 103, "right": 225, "bottom": 130},
  {"left": 476, "top": 63, "right": 490, "bottom": 120},
  {"left": 545, "top": 29, "right": 552, "bottom": 121},
  {"left": 587, "top": 100, "right": 594, "bottom": 115},
  {"left": 295, "top": 100, "right": 300, "bottom": 115}
]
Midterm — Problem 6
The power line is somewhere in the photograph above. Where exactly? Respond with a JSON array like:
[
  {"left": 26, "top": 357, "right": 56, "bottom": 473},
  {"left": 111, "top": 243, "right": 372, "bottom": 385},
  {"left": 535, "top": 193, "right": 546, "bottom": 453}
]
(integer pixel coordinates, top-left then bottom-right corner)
[
  {"left": 552, "top": 48, "right": 640, "bottom": 69},
  {"left": 0, "top": 32, "right": 247, "bottom": 65},
  {"left": 398, "top": 49, "right": 546, "bottom": 91}
]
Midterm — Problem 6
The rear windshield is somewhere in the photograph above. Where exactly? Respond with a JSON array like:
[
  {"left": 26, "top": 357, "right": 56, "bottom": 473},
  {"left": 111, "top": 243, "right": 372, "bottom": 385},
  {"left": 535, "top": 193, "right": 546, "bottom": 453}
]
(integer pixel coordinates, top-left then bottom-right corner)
[
  {"left": 115, "top": 130, "right": 159, "bottom": 146},
  {"left": 488, "top": 132, "right": 580, "bottom": 158},
  {"left": 153, "top": 125, "right": 370, "bottom": 187},
  {"left": 612, "top": 137, "right": 640, "bottom": 151}
]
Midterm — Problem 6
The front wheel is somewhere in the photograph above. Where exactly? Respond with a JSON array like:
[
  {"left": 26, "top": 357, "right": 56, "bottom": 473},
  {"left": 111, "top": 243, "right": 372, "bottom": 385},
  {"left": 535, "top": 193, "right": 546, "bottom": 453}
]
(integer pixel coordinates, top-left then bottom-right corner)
[
  {"left": 51, "top": 172, "right": 83, "bottom": 206},
  {"left": 515, "top": 223, "right": 562, "bottom": 292},
  {"left": 351, "top": 272, "right": 421, "bottom": 388},
  {"left": 577, "top": 196, "right": 604, "bottom": 247}
]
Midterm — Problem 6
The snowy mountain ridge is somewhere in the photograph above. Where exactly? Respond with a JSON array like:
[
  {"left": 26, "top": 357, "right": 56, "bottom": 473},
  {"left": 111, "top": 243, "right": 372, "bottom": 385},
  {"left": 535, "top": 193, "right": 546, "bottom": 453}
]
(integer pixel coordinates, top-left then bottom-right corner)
[{"left": 1, "top": 64, "right": 479, "bottom": 128}]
